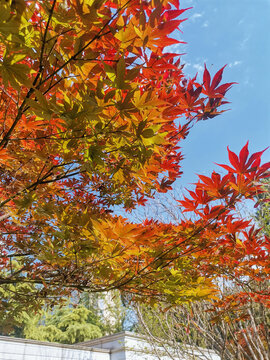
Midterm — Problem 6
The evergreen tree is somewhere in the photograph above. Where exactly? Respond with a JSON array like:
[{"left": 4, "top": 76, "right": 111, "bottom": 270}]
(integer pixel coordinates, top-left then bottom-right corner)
[
  {"left": 0, "top": 261, "right": 43, "bottom": 336},
  {"left": 1, "top": 288, "right": 134, "bottom": 343},
  {"left": 23, "top": 305, "right": 102, "bottom": 344}
]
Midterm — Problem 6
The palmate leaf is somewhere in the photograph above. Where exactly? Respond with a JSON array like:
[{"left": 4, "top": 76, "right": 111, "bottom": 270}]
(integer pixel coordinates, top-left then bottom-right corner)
[
  {"left": 202, "top": 64, "right": 236, "bottom": 98},
  {"left": 0, "top": 61, "right": 31, "bottom": 89}
]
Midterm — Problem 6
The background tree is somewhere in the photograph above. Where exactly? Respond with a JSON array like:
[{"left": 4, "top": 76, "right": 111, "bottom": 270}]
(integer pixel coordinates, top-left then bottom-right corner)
[
  {"left": 80, "top": 290, "right": 135, "bottom": 335},
  {"left": 255, "top": 179, "right": 270, "bottom": 237},
  {"left": 22, "top": 305, "right": 102, "bottom": 344},
  {"left": 0, "top": 288, "right": 134, "bottom": 341},
  {"left": 0, "top": 0, "right": 269, "bottom": 316},
  {"left": 0, "top": 260, "right": 43, "bottom": 336},
  {"left": 136, "top": 289, "right": 270, "bottom": 360}
]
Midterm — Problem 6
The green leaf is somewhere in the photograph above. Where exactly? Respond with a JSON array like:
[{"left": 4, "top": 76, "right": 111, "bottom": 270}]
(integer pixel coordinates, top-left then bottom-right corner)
[
  {"left": 116, "top": 57, "right": 125, "bottom": 89},
  {"left": 136, "top": 120, "right": 147, "bottom": 136},
  {"left": 0, "top": 60, "right": 31, "bottom": 88},
  {"left": 104, "top": 63, "right": 116, "bottom": 83},
  {"left": 10, "top": 53, "right": 27, "bottom": 64},
  {"left": 142, "top": 129, "right": 155, "bottom": 138}
]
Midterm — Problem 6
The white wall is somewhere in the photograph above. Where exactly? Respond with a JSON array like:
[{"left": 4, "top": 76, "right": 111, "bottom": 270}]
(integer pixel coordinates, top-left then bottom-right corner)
[
  {"left": 80, "top": 331, "right": 221, "bottom": 360},
  {"left": 0, "top": 336, "right": 110, "bottom": 360},
  {"left": 0, "top": 332, "right": 220, "bottom": 360}
]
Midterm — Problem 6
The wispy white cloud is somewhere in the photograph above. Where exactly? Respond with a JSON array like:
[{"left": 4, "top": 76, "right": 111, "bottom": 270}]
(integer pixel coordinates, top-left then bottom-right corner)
[
  {"left": 243, "top": 77, "right": 254, "bottom": 87},
  {"left": 240, "top": 36, "right": 249, "bottom": 49},
  {"left": 202, "top": 21, "right": 209, "bottom": 28},
  {"left": 190, "top": 13, "right": 203, "bottom": 22},
  {"left": 238, "top": 18, "right": 244, "bottom": 26},
  {"left": 228, "top": 60, "right": 242, "bottom": 68},
  {"left": 184, "top": 62, "right": 191, "bottom": 67},
  {"left": 193, "top": 63, "right": 204, "bottom": 72},
  {"left": 192, "top": 63, "right": 204, "bottom": 77},
  {"left": 165, "top": 43, "right": 187, "bottom": 54}
]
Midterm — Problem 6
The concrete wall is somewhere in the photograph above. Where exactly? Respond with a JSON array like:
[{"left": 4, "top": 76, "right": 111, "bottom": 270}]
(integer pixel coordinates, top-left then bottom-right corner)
[
  {"left": 80, "top": 331, "right": 221, "bottom": 360},
  {"left": 0, "top": 331, "right": 220, "bottom": 360},
  {"left": 0, "top": 336, "right": 110, "bottom": 360}
]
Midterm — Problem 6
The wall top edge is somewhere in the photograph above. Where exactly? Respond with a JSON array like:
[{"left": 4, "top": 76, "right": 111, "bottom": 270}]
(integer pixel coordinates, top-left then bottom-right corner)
[
  {"left": 79, "top": 331, "right": 218, "bottom": 355},
  {"left": 0, "top": 335, "right": 110, "bottom": 353},
  {"left": 78, "top": 330, "right": 144, "bottom": 345}
]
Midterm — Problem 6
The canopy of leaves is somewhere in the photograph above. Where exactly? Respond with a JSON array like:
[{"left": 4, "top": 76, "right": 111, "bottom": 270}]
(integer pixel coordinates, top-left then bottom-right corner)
[{"left": 0, "top": 0, "right": 269, "bottom": 315}]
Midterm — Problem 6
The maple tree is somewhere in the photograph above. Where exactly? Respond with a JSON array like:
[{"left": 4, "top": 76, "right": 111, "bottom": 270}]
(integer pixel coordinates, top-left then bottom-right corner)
[{"left": 0, "top": 0, "right": 269, "bottom": 311}]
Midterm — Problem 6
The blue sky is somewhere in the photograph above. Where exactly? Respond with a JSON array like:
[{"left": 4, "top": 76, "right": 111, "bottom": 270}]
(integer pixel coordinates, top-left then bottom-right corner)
[{"left": 172, "top": 0, "right": 269, "bottom": 188}]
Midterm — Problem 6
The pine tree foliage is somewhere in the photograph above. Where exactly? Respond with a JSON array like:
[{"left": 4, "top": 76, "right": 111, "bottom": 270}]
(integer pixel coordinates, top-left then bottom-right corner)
[{"left": 23, "top": 305, "right": 102, "bottom": 344}]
